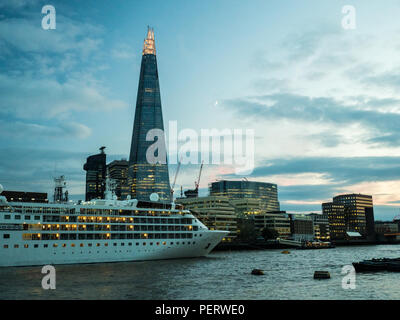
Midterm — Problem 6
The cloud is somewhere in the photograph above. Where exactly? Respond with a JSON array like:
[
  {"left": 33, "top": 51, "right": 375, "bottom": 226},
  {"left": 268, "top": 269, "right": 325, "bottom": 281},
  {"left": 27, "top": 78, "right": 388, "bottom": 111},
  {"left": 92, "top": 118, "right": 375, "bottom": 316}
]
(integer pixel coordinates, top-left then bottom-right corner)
[
  {"left": 0, "top": 147, "right": 128, "bottom": 197},
  {"left": 247, "top": 156, "right": 400, "bottom": 185},
  {"left": 0, "top": 120, "right": 92, "bottom": 140},
  {"left": 0, "top": 73, "right": 128, "bottom": 120},
  {"left": 111, "top": 43, "right": 135, "bottom": 60},
  {"left": 223, "top": 93, "right": 400, "bottom": 147},
  {"left": 219, "top": 156, "right": 400, "bottom": 212},
  {"left": 0, "top": 9, "right": 128, "bottom": 146}
]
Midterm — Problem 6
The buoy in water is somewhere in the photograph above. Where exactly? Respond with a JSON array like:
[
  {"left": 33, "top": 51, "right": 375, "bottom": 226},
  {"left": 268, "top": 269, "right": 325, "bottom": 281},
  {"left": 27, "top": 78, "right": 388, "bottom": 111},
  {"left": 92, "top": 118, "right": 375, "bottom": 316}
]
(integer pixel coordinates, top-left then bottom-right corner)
[
  {"left": 281, "top": 250, "right": 290, "bottom": 254},
  {"left": 251, "top": 269, "right": 264, "bottom": 275},
  {"left": 314, "top": 271, "right": 330, "bottom": 279}
]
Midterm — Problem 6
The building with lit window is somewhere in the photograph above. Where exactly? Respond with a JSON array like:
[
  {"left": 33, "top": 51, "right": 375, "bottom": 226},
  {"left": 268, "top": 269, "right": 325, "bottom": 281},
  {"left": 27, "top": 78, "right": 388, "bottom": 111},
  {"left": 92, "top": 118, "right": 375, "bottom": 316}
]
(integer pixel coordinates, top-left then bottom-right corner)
[
  {"left": 124, "top": 27, "right": 171, "bottom": 202},
  {"left": 83, "top": 147, "right": 106, "bottom": 201},
  {"left": 333, "top": 193, "right": 374, "bottom": 240},
  {"left": 308, "top": 213, "right": 330, "bottom": 241},
  {"left": 230, "top": 198, "right": 263, "bottom": 216},
  {"left": 209, "top": 180, "right": 280, "bottom": 212},
  {"left": 107, "top": 159, "right": 128, "bottom": 199},
  {"left": 322, "top": 202, "right": 346, "bottom": 240},
  {"left": 289, "top": 214, "right": 314, "bottom": 242},
  {"left": 176, "top": 196, "right": 237, "bottom": 242},
  {"left": 323, "top": 194, "right": 375, "bottom": 240},
  {"left": 2, "top": 191, "right": 48, "bottom": 203},
  {"left": 249, "top": 212, "right": 291, "bottom": 239}
]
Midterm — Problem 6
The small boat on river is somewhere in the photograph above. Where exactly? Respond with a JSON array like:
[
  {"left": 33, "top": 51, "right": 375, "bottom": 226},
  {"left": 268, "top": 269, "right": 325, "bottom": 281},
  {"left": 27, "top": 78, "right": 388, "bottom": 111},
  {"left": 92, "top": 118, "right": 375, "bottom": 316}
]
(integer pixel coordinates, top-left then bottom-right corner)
[{"left": 353, "top": 257, "right": 400, "bottom": 272}]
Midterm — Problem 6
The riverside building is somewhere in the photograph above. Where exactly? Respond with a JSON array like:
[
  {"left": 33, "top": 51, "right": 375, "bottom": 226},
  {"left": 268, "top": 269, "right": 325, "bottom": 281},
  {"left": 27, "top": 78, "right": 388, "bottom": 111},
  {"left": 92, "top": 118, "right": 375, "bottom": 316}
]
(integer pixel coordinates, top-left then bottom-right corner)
[
  {"left": 323, "top": 194, "right": 375, "bottom": 240},
  {"left": 308, "top": 213, "right": 330, "bottom": 241},
  {"left": 107, "top": 160, "right": 129, "bottom": 199},
  {"left": 249, "top": 212, "right": 291, "bottom": 239},
  {"left": 83, "top": 147, "right": 107, "bottom": 201},
  {"left": 289, "top": 214, "right": 314, "bottom": 242},
  {"left": 209, "top": 180, "right": 280, "bottom": 212},
  {"left": 176, "top": 196, "right": 237, "bottom": 242}
]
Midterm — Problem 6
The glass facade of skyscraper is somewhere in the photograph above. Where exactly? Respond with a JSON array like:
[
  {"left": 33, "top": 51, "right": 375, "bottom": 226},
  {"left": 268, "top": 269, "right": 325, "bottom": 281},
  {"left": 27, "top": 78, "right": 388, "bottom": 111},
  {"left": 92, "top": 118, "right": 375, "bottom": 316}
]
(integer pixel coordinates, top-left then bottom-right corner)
[
  {"left": 83, "top": 148, "right": 106, "bottom": 201},
  {"left": 125, "top": 27, "right": 171, "bottom": 202},
  {"left": 209, "top": 180, "right": 280, "bottom": 212},
  {"left": 107, "top": 159, "right": 128, "bottom": 199}
]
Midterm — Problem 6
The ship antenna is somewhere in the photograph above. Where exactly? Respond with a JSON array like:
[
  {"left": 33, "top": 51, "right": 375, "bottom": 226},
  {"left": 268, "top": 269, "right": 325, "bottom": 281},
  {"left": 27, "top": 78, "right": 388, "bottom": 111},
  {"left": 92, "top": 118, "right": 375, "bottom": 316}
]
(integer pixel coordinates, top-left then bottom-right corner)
[{"left": 53, "top": 175, "right": 68, "bottom": 203}]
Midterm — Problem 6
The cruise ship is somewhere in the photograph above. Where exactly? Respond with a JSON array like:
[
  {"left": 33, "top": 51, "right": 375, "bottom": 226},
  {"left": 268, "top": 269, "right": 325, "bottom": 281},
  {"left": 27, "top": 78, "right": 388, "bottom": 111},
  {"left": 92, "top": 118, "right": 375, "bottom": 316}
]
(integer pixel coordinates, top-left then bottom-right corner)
[{"left": 0, "top": 182, "right": 228, "bottom": 267}]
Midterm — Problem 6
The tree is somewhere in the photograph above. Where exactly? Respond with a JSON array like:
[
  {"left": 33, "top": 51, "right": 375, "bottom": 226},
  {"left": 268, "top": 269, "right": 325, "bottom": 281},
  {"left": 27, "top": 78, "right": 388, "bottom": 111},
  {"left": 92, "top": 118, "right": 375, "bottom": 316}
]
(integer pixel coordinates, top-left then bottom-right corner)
[
  {"left": 261, "top": 227, "right": 279, "bottom": 240},
  {"left": 236, "top": 217, "right": 258, "bottom": 243}
]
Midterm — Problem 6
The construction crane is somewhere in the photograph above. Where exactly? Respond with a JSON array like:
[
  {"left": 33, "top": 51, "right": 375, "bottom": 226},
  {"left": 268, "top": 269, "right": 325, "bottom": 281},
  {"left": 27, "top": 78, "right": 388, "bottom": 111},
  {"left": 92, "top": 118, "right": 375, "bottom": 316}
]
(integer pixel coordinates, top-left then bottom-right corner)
[
  {"left": 184, "top": 161, "right": 203, "bottom": 198},
  {"left": 170, "top": 159, "right": 181, "bottom": 197}
]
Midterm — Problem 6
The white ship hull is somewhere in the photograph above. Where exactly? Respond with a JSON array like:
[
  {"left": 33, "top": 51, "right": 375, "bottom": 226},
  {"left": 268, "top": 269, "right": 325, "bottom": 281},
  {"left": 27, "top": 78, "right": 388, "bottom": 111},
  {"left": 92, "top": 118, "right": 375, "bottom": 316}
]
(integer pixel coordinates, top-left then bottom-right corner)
[
  {"left": 0, "top": 230, "right": 226, "bottom": 267},
  {"left": 0, "top": 198, "right": 229, "bottom": 267}
]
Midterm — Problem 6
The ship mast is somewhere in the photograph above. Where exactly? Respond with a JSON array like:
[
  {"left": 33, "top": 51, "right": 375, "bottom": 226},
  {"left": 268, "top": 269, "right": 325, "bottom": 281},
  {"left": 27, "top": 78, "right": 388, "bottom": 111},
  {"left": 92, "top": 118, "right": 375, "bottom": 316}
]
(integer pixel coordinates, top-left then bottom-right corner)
[{"left": 53, "top": 175, "right": 68, "bottom": 203}]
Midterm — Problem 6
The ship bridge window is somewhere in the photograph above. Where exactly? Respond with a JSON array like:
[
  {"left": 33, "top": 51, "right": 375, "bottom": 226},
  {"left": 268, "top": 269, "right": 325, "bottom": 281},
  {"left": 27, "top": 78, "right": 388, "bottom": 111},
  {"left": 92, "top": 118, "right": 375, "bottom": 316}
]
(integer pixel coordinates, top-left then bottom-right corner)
[
  {"left": 4, "top": 215, "right": 10, "bottom": 219},
  {"left": 15, "top": 215, "right": 21, "bottom": 220},
  {"left": 3, "top": 234, "right": 10, "bottom": 239}
]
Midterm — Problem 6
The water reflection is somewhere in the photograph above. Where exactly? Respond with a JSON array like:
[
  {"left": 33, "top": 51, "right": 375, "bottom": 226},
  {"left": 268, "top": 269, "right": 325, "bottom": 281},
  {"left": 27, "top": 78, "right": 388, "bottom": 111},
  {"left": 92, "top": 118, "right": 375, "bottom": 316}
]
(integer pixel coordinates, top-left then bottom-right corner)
[{"left": 0, "top": 245, "right": 400, "bottom": 299}]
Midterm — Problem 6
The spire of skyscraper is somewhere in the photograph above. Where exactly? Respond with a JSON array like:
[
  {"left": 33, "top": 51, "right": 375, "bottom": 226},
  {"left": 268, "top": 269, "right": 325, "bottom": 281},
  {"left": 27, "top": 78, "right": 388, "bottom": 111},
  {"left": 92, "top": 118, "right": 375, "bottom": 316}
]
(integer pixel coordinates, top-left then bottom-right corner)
[
  {"left": 123, "top": 27, "right": 171, "bottom": 202},
  {"left": 143, "top": 26, "right": 156, "bottom": 55}
]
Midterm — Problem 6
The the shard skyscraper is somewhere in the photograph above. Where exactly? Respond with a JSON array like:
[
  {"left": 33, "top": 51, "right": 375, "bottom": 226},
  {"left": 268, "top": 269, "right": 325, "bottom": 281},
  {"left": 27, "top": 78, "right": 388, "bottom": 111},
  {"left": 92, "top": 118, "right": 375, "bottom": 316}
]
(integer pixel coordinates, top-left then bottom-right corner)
[{"left": 124, "top": 27, "right": 172, "bottom": 202}]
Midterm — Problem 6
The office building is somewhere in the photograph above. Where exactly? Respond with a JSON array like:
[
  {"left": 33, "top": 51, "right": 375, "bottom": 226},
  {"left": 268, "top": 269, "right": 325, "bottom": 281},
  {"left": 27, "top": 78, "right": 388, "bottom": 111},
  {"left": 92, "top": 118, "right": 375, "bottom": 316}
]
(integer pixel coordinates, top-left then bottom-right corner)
[
  {"left": 209, "top": 180, "right": 280, "bottom": 212},
  {"left": 375, "top": 222, "right": 398, "bottom": 234},
  {"left": 2, "top": 191, "right": 48, "bottom": 203},
  {"left": 249, "top": 212, "right": 291, "bottom": 239},
  {"left": 230, "top": 198, "right": 263, "bottom": 216},
  {"left": 333, "top": 193, "right": 375, "bottom": 239},
  {"left": 107, "top": 159, "right": 129, "bottom": 199},
  {"left": 125, "top": 27, "right": 171, "bottom": 202},
  {"left": 83, "top": 147, "right": 106, "bottom": 201},
  {"left": 308, "top": 213, "right": 330, "bottom": 241},
  {"left": 322, "top": 202, "right": 346, "bottom": 240},
  {"left": 289, "top": 214, "right": 314, "bottom": 242},
  {"left": 176, "top": 196, "right": 237, "bottom": 242}
]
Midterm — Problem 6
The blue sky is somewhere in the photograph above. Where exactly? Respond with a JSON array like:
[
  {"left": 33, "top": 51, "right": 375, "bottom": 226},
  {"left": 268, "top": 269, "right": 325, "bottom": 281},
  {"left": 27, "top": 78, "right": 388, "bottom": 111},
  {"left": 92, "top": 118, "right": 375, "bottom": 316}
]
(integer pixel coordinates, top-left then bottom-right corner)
[{"left": 1, "top": 0, "right": 400, "bottom": 220}]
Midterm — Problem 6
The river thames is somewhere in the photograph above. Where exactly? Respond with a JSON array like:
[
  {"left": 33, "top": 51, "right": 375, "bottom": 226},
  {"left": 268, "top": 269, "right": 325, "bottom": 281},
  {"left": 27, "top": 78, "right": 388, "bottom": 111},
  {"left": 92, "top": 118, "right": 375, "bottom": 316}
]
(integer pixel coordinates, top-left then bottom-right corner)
[{"left": 1, "top": 244, "right": 400, "bottom": 300}]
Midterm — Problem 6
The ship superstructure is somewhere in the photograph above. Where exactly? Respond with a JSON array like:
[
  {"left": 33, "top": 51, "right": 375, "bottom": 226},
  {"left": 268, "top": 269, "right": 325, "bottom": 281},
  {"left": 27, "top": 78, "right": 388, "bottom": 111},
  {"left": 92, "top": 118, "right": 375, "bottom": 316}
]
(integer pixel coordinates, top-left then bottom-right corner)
[{"left": 0, "top": 183, "right": 227, "bottom": 267}]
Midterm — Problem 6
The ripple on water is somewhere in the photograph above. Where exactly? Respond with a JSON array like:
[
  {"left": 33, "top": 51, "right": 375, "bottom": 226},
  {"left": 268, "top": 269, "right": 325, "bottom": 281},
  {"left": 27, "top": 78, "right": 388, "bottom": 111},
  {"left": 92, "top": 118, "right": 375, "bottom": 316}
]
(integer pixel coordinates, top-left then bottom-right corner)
[{"left": 1, "top": 245, "right": 400, "bottom": 299}]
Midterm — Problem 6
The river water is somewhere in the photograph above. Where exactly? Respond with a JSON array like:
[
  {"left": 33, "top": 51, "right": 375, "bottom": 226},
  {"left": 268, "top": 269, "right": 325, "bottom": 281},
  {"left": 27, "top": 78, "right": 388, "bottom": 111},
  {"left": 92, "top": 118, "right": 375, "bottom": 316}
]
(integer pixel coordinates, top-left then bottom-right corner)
[{"left": 1, "top": 244, "right": 400, "bottom": 300}]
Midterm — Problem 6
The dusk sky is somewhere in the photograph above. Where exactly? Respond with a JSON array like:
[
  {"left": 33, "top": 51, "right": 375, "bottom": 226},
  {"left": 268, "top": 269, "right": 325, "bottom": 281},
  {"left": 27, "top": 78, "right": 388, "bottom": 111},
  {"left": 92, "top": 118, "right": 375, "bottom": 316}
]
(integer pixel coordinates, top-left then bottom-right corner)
[{"left": 2, "top": 0, "right": 400, "bottom": 220}]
